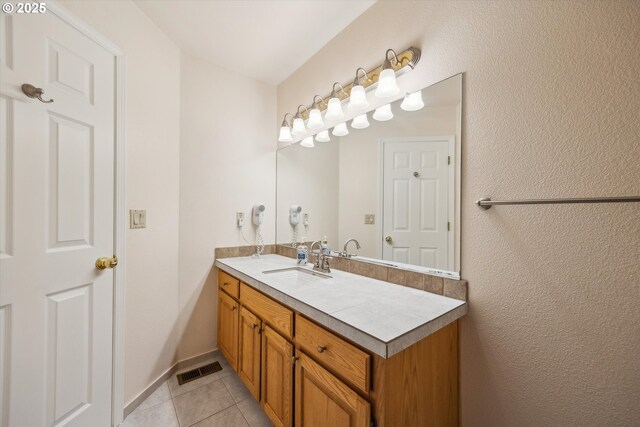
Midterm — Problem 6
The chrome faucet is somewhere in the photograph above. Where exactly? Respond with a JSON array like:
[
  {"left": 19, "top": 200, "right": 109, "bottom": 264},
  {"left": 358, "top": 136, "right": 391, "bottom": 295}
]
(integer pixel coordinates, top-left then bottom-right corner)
[
  {"left": 309, "top": 240, "right": 322, "bottom": 268},
  {"left": 341, "top": 238, "right": 361, "bottom": 258},
  {"left": 310, "top": 240, "right": 331, "bottom": 273}
]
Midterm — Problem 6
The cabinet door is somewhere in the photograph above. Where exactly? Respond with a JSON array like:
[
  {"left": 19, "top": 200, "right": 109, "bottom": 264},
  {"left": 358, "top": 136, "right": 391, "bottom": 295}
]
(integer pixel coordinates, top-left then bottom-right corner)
[
  {"left": 218, "top": 291, "right": 239, "bottom": 370},
  {"left": 238, "top": 307, "right": 261, "bottom": 400},
  {"left": 261, "top": 326, "right": 293, "bottom": 427},
  {"left": 295, "top": 353, "right": 370, "bottom": 427}
]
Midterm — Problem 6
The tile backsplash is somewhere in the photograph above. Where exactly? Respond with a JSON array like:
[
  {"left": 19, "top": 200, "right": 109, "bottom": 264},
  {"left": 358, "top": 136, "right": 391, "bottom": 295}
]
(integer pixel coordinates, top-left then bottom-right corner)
[
  {"left": 214, "top": 244, "right": 467, "bottom": 301},
  {"left": 214, "top": 244, "right": 276, "bottom": 259}
]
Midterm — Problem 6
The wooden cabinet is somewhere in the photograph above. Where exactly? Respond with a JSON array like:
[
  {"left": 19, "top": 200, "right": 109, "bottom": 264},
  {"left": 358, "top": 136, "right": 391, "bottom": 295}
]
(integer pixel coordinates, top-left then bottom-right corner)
[
  {"left": 240, "top": 283, "right": 294, "bottom": 339},
  {"left": 295, "top": 352, "right": 370, "bottom": 427},
  {"left": 261, "top": 326, "right": 293, "bottom": 427},
  {"left": 370, "top": 322, "right": 459, "bottom": 427},
  {"left": 296, "top": 315, "right": 370, "bottom": 394},
  {"left": 219, "top": 269, "right": 240, "bottom": 298},
  {"left": 238, "top": 307, "right": 261, "bottom": 400},
  {"left": 216, "top": 269, "right": 459, "bottom": 427},
  {"left": 217, "top": 291, "right": 239, "bottom": 370}
]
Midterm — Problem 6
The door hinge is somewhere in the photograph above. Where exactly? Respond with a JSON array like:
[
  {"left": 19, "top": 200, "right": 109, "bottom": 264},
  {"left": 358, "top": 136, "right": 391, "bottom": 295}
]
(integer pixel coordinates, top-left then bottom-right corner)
[
  {"left": 447, "top": 156, "right": 451, "bottom": 165},
  {"left": 447, "top": 222, "right": 451, "bottom": 231}
]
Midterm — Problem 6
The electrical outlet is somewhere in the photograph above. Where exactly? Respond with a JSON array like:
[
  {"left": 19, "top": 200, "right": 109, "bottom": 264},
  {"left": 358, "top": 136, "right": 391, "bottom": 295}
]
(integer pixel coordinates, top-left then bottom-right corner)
[
  {"left": 303, "top": 213, "right": 309, "bottom": 226},
  {"left": 364, "top": 214, "right": 375, "bottom": 225},
  {"left": 236, "top": 212, "right": 245, "bottom": 227}
]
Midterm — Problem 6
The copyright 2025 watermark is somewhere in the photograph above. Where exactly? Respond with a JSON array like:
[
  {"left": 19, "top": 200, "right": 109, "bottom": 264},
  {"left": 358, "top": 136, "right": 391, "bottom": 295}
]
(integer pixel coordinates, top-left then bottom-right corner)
[{"left": 2, "top": 2, "right": 48, "bottom": 14}]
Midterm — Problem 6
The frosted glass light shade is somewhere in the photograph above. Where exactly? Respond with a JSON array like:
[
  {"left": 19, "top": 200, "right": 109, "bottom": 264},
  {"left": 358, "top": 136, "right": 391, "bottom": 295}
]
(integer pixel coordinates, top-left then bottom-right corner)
[
  {"left": 348, "top": 85, "right": 369, "bottom": 111},
  {"left": 373, "top": 104, "right": 393, "bottom": 121},
  {"left": 291, "top": 117, "right": 306, "bottom": 137},
  {"left": 351, "top": 113, "right": 370, "bottom": 129},
  {"left": 300, "top": 136, "right": 314, "bottom": 148},
  {"left": 332, "top": 123, "right": 349, "bottom": 137},
  {"left": 325, "top": 97, "right": 344, "bottom": 120},
  {"left": 401, "top": 90, "right": 424, "bottom": 111},
  {"left": 278, "top": 125, "right": 293, "bottom": 142},
  {"left": 307, "top": 108, "right": 324, "bottom": 129},
  {"left": 375, "top": 68, "right": 400, "bottom": 98},
  {"left": 315, "top": 130, "right": 330, "bottom": 142}
]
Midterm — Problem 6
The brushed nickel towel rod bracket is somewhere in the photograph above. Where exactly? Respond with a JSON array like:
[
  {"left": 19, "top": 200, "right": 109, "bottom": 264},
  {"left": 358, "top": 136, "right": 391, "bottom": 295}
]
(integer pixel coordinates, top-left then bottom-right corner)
[{"left": 476, "top": 196, "right": 640, "bottom": 210}]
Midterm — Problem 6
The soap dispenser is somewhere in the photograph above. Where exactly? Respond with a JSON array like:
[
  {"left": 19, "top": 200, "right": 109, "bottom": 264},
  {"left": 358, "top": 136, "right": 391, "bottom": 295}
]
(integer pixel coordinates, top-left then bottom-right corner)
[
  {"left": 296, "top": 242, "right": 308, "bottom": 265},
  {"left": 321, "top": 236, "right": 331, "bottom": 255}
]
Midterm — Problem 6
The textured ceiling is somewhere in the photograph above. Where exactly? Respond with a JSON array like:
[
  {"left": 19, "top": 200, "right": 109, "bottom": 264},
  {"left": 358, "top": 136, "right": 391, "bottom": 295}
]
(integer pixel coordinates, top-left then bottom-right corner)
[{"left": 134, "top": 0, "right": 376, "bottom": 85}]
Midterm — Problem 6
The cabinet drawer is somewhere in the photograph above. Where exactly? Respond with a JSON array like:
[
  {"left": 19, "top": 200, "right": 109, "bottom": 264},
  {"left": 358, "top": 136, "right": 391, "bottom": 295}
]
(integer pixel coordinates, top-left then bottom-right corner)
[
  {"left": 296, "top": 316, "right": 370, "bottom": 394},
  {"left": 219, "top": 270, "right": 240, "bottom": 299},
  {"left": 240, "top": 283, "right": 294, "bottom": 339}
]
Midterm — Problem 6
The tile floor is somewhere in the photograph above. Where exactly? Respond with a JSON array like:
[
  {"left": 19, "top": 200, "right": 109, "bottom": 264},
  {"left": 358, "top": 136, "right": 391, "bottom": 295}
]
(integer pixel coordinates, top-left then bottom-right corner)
[{"left": 122, "top": 351, "right": 274, "bottom": 427}]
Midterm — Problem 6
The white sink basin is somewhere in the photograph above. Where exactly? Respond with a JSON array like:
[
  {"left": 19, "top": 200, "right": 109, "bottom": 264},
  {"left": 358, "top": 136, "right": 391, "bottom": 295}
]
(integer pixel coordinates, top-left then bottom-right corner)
[{"left": 262, "top": 266, "right": 332, "bottom": 280}]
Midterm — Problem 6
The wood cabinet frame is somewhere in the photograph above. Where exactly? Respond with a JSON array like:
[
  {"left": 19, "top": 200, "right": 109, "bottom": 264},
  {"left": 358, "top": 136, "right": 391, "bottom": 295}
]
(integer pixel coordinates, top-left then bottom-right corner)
[{"left": 217, "top": 269, "right": 460, "bottom": 427}]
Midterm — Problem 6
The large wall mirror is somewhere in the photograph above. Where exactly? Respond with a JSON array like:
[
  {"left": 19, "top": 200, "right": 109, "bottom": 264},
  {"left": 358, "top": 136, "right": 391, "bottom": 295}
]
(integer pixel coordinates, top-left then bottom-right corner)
[{"left": 276, "top": 74, "right": 462, "bottom": 278}]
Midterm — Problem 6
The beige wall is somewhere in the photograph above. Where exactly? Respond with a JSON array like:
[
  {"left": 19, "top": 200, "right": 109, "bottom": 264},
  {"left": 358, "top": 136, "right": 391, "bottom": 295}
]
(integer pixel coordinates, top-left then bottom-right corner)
[
  {"left": 178, "top": 53, "right": 277, "bottom": 360},
  {"left": 58, "top": 0, "right": 181, "bottom": 405},
  {"left": 278, "top": 1, "right": 640, "bottom": 426}
]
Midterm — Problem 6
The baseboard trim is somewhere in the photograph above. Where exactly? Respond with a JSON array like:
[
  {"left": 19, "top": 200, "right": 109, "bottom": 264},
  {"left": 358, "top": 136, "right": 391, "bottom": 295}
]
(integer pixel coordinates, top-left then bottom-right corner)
[{"left": 123, "top": 348, "right": 219, "bottom": 418}]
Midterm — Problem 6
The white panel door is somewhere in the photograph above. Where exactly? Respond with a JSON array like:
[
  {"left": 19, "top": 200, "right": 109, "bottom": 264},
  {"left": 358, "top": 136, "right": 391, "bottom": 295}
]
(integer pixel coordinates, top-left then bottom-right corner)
[
  {"left": 382, "top": 139, "right": 453, "bottom": 270},
  {"left": 0, "top": 10, "right": 115, "bottom": 427}
]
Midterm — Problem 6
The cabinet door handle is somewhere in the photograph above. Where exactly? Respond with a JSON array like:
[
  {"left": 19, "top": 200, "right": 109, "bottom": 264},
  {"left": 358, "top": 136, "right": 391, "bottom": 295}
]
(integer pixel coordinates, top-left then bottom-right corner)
[
  {"left": 251, "top": 323, "right": 258, "bottom": 329},
  {"left": 223, "top": 282, "right": 229, "bottom": 286},
  {"left": 317, "top": 346, "right": 327, "bottom": 353},
  {"left": 232, "top": 306, "right": 237, "bottom": 311}
]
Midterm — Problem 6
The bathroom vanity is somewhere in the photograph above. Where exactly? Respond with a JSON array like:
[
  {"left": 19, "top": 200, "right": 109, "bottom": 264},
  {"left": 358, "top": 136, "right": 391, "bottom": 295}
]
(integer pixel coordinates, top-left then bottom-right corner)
[{"left": 215, "top": 254, "right": 466, "bottom": 427}]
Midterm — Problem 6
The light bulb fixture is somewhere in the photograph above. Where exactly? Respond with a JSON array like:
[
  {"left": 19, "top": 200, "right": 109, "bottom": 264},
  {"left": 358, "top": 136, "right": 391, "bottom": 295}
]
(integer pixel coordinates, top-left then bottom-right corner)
[
  {"left": 278, "top": 113, "right": 293, "bottom": 142},
  {"left": 332, "top": 122, "right": 349, "bottom": 136},
  {"left": 292, "top": 105, "right": 308, "bottom": 138},
  {"left": 315, "top": 130, "right": 330, "bottom": 142},
  {"left": 373, "top": 104, "right": 393, "bottom": 121},
  {"left": 351, "top": 113, "right": 370, "bottom": 129},
  {"left": 300, "top": 136, "right": 314, "bottom": 148},
  {"left": 325, "top": 83, "right": 347, "bottom": 120},
  {"left": 348, "top": 68, "right": 370, "bottom": 111},
  {"left": 400, "top": 90, "right": 424, "bottom": 111},
  {"left": 280, "top": 47, "right": 420, "bottom": 141},
  {"left": 375, "top": 49, "right": 401, "bottom": 98},
  {"left": 307, "top": 95, "right": 325, "bottom": 129}
]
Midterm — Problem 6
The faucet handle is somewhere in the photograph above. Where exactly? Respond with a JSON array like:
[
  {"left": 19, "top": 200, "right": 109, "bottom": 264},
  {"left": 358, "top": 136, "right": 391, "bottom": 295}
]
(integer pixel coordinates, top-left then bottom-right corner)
[{"left": 321, "top": 255, "right": 332, "bottom": 271}]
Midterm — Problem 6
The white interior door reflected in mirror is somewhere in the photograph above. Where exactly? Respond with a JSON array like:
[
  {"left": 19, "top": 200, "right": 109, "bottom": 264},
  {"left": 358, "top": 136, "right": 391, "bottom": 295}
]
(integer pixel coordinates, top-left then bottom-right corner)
[{"left": 381, "top": 137, "right": 454, "bottom": 271}]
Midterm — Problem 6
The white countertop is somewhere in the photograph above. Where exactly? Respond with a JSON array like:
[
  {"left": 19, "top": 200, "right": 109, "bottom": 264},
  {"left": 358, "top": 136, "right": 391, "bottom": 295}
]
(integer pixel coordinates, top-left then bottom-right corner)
[{"left": 215, "top": 254, "right": 467, "bottom": 358}]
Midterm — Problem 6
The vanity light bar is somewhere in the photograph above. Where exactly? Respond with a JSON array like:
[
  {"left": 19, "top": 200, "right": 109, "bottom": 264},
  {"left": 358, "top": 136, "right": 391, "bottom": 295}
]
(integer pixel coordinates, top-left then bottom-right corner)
[{"left": 284, "top": 47, "right": 421, "bottom": 123}]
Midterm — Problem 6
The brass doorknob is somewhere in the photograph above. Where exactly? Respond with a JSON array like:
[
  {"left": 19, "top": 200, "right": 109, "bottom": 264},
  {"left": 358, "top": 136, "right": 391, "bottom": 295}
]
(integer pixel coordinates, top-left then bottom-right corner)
[
  {"left": 385, "top": 236, "right": 392, "bottom": 243},
  {"left": 96, "top": 256, "right": 118, "bottom": 270}
]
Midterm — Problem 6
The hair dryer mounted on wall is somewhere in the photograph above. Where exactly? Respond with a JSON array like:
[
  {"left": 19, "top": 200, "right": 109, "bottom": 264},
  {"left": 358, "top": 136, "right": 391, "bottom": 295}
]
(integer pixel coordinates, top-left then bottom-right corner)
[
  {"left": 252, "top": 204, "right": 265, "bottom": 226},
  {"left": 289, "top": 205, "right": 302, "bottom": 226}
]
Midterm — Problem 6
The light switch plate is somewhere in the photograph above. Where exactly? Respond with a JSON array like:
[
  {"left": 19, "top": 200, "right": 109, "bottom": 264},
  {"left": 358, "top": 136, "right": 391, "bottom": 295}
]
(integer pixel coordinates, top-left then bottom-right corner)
[
  {"left": 130, "top": 210, "right": 146, "bottom": 229},
  {"left": 364, "top": 214, "right": 375, "bottom": 225}
]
